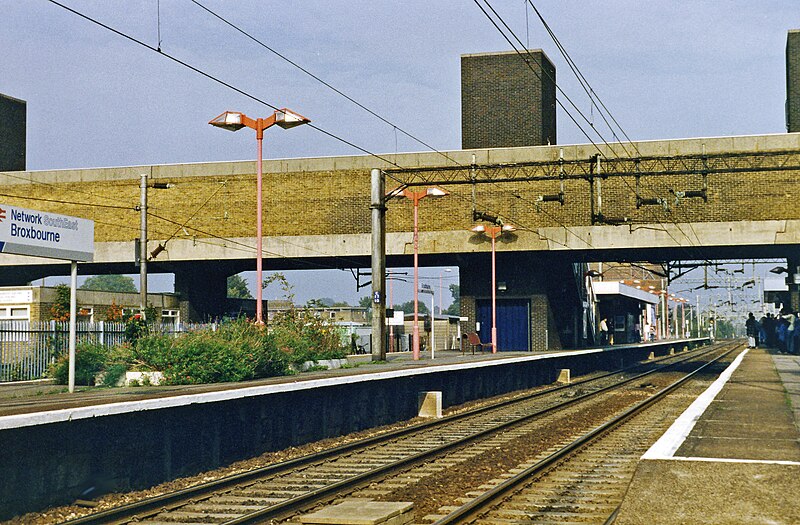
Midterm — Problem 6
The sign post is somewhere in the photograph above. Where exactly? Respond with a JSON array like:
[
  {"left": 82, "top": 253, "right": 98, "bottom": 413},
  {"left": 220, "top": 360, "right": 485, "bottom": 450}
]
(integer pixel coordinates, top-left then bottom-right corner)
[{"left": 0, "top": 204, "right": 94, "bottom": 392}]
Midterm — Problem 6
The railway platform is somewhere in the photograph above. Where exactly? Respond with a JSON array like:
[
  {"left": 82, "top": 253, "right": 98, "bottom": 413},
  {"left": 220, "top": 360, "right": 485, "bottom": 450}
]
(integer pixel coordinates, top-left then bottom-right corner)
[
  {"left": 0, "top": 348, "right": 557, "bottom": 418},
  {"left": 616, "top": 347, "right": 800, "bottom": 524},
  {"left": 0, "top": 338, "right": 703, "bottom": 520},
  {"left": 0, "top": 338, "right": 693, "bottom": 421}
]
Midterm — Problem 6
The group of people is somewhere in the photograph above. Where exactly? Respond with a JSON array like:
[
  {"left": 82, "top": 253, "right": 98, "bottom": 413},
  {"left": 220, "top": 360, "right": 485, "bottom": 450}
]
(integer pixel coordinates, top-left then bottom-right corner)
[{"left": 745, "top": 311, "right": 799, "bottom": 354}]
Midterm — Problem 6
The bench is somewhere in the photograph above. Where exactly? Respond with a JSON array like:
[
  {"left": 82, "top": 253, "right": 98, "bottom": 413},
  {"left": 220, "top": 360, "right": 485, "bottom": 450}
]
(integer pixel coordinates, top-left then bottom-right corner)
[{"left": 466, "top": 332, "right": 492, "bottom": 354}]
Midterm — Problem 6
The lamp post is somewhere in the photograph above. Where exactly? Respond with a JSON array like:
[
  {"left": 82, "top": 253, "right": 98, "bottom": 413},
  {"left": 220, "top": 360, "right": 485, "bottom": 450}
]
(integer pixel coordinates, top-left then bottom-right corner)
[
  {"left": 419, "top": 283, "right": 435, "bottom": 358},
  {"left": 396, "top": 187, "right": 448, "bottom": 360},
  {"left": 209, "top": 108, "right": 309, "bottom": 324},
  {"left": 439, "top": 268, "right": 452, "bottom": 316},
  {"left": 471, "top": 223, "right": 516, "bottom": 354}
]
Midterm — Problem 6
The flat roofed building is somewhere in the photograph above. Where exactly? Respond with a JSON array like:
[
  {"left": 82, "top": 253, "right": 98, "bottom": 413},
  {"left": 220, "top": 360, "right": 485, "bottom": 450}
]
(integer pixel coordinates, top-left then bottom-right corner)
[{"left": 0, "top": 93, "right": 26, "bottom": 171}]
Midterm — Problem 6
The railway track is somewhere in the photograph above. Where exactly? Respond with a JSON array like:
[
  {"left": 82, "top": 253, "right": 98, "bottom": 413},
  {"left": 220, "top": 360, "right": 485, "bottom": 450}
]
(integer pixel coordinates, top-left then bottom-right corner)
[
  {"left": 60, "top": 342, "right": 733, "bottom": 525},
  {"left": 422, "top": 341, "right": 742, "bottom": 525}
]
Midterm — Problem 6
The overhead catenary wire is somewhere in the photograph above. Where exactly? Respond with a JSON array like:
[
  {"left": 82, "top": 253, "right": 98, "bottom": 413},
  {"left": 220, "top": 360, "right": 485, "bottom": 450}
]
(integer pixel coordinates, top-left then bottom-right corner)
[
  {"left": 471, "top": 0, "right": 618, "bottom": 160},
  {"left": 42, "top": 0, "right": 602, "bottom": 257},
  {"left": 512, "top": 1, "right": 722, "bottom": 275},
  {"left": 520, "top": 1, "right": 719, "bottom": 261},
  {"left": 472, "top": 0, "right": 729, "bottom": 289},
  {"left": 524, "top": 0, "right": 638, "bottom": 157},
  {"left": 188, "top": 0, "right": 462, "bottom": 168},
  {"left": 39, "top": 1, "right": 727, "bottom": 293},
  {"left": 36, "top": 0, "right": 434, "bottom": 277}
]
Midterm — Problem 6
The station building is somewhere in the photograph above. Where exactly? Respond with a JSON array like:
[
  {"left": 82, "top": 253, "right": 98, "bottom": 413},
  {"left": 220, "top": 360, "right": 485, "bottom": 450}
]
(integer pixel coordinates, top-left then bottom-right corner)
[{"left": 0, "top": 285, "right": 181, "bottom": 324}]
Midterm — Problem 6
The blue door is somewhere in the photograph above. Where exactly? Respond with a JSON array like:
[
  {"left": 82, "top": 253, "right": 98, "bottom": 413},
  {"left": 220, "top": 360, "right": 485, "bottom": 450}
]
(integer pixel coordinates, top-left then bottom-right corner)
[{"left": 476, "top": 299, "right": 530, "bottom": 351}]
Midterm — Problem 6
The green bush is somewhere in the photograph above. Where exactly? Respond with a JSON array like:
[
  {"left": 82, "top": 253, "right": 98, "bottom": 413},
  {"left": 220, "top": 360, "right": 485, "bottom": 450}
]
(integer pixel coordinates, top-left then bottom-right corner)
[
  {"left": 131, "top": 319, "right": 291, "bottom": 385},
  {"left": 49, "top": 343, "right": 108, "bottom": 386},
  {"left": 100, "top": 363, "right": 128, "bottom": 387},
  {"left": 61, "top": 312, "right": 349, "bottom": 387},
  {"left": 269, "top": 308, "right": 347, "bottom": 365}
]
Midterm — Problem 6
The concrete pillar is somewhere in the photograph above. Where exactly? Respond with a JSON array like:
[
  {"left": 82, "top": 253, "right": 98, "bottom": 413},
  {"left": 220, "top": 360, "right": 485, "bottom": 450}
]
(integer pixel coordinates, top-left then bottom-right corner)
[
  {"left": 786, "top": 256, "right": 800, "bottom": 312},
  {"left": 174, "top": 263, "right": 230, "bottom": 322}
]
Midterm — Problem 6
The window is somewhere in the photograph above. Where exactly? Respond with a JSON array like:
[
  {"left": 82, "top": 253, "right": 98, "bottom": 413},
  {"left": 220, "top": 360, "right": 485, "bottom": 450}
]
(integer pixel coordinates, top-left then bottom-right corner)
[
  {"left": 122, "top": 308, "right": 139, "bottom": 318},
  {"left": 0, "top": 306, "right": 29, "bottom": 321},
  {"left": 161, "top": 309, "right": 180, "bottom": 326},
  {"left": 0, "top": 306, "right": 30, "bottom": 341},
  {"left": 77, "top": 307, "right": 93, "bottom": 323}
]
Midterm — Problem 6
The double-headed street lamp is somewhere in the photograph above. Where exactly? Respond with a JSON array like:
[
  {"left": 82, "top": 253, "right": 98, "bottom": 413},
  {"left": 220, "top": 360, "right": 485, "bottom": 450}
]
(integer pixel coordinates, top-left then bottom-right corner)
[
  {"left": 471, "top": 223, "right": 516, "bottom": 354},
  {"left": 209, "top": 108, "right": 310, "bottom": 324},
  {"left": 395, "top": 187, "right": 448, "bottom": 360}
]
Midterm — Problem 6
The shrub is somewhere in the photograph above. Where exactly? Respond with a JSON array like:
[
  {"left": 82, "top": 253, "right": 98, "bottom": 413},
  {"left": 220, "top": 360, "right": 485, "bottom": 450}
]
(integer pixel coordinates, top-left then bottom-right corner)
[
  {"left": 100, "top": 363, "right": 127, "bottom": 387},
  {"left": 78, "top": 312, "right": 349, "bottom": 387},
  {"left": 269, "top": 308, "right": 347, "bottom": 365},
  {"left": 49, "top": 343, "right": 108, "bottom": 386},
  {"left": 131, "top": 319, "right": 290, "bottom": 385},
  {"left": 124, "top": 315, "right": 148, "bottom": 344}
]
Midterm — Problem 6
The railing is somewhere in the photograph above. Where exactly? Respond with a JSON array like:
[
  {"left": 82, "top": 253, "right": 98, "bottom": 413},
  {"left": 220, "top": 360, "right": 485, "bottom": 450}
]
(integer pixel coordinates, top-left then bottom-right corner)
[{"left": 0, "top": 321, "right": 194, "bottom": 382}]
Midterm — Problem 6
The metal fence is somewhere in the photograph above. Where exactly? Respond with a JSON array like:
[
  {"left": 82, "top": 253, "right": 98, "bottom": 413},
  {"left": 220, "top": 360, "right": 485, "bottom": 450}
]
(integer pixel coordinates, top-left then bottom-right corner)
[{"left": 0, "top": 321, "right": 194, "bottom": 382}]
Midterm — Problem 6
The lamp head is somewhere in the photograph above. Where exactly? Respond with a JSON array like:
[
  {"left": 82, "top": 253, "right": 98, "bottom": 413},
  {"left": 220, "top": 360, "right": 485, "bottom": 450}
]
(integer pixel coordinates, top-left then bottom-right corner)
[
  {"left": 209, "top": 111, "right": 246, "bottom": 132},
  {"left": 425, "top": 187, "right": 448, "bottom": 197},
  {"left": 275, "top": 108, "right": 310, "bottom": 129}
]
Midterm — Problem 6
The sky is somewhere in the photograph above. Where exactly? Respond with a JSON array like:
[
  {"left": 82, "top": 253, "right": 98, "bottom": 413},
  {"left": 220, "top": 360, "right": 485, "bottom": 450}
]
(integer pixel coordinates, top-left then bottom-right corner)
[{"left": 1, "top": 1, "right": 798, "bottom": 308}]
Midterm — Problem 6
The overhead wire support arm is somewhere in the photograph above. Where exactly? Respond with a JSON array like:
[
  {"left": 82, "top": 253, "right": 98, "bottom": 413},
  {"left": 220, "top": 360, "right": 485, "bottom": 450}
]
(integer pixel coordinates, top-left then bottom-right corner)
[
  {"left": 538, "top": 147, "right": 566, "bottom": 205},
  {"left": 383, "top": 149, "right": 800, "bottom": 187}
]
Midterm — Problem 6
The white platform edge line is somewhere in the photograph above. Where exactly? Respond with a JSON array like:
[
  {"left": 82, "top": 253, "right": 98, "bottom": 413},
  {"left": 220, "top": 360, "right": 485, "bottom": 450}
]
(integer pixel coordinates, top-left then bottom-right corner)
[
  {"left": 0, "top": 347, "right": 607, "bottom": 430},
  {"left": 641, "top": 347, "right": 749, "bottom": 460},
  {"left": 650, "top": 455, "right": 800, "bottom": 466}
]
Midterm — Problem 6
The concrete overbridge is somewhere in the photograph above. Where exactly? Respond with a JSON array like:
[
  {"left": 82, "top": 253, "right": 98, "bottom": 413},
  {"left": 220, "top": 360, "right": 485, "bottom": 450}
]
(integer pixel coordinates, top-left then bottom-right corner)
[{"left": 1, "top": 132, "right": 799, "bottom": 347}]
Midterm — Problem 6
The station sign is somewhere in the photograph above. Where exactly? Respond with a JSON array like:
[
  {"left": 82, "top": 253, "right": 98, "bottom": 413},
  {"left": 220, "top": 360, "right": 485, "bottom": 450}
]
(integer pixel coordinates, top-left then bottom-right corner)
[{"left": 0, "top": 204, "right": 94, "bottom": 262}]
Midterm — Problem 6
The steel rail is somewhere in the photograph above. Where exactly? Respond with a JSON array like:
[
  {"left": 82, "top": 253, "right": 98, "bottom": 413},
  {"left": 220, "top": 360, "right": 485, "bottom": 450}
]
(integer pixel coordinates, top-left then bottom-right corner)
[
  {"left": 429, "top": 341, "right": 741, "bottom": 525},
  {"left": 215, "top": 343, "right": 722, "bottom": 525},
  {"left": 61, "top": 340, "right": 714, "bottom": 525}
]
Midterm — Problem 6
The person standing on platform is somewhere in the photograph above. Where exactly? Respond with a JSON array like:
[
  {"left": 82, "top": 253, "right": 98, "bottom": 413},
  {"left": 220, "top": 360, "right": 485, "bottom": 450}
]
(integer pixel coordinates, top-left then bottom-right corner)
[
  {"left": 745, "top": 312, "right": 758, "bottom": 348},
  {"left": 781, "top": 310, "right": 796, "bottom": 355},
  {"left": 599, "top": 317, "right": 609, "bottom": 345}
]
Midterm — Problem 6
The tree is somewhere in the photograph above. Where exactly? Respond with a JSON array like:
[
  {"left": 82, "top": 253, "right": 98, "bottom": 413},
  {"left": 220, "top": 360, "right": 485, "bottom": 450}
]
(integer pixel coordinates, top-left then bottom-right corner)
[
  {"left": 396, "top": 300, "right": 429, "bottom": 315},
  {"left": 263, "top": 272, "right": 295, "bottom": 304},
  {"left": 358, "top": 295, "right": 372, "bottom": 321},
  {"left": 80, "top": 274, "right": 137, "bottom": 293},
  {"left": 227, "top": 274, "right": 253, "bottom": 299},
  {"left": 307, "top": 297, "right": 350, "bottom": 307},
  {"left": 50, "top": 284, "right": 71, "bottom": 321},
  {"left": 444, "top": 284, "right": 460, "bottom": 316}
]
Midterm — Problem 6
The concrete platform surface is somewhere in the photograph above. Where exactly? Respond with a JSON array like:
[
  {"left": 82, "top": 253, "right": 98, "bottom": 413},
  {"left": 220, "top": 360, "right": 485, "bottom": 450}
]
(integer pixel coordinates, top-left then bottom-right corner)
[
  {"left": 0, "top": 350, "right": 527, "bottom": 418},
  {"left": 616, "top": 348, "right": 800, "bottom": 524}
]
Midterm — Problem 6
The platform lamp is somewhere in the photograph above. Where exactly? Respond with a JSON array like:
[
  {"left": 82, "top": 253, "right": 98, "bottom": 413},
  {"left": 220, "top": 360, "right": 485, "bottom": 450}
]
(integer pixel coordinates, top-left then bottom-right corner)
[
  {"left": 209, "top": 108, "right": 310, "bottom": 324},
  {"left": 471, "top": 223, "right": 516, "bottom": 354},
  {"left": 391, "top": 187, "right": 449, "bottom": 360}
]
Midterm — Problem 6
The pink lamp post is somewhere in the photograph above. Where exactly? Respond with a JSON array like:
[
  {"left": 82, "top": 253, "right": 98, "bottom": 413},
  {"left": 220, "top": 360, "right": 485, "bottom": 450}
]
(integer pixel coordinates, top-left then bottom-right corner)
[
  {"left": 398, "top": 187, "right": 448, "bottom": 360},
  {"left": 471, "top": 223, "right": 516, "bottom": 354},
  {"left": 209, "top": 108, "right": 309, "bottom": 324}
]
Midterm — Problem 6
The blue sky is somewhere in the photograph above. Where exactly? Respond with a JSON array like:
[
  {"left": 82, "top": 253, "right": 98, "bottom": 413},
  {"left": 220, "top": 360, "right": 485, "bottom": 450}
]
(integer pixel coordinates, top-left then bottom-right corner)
[{"left": 1, "top": 1, "right": 797, "bottom": 308}]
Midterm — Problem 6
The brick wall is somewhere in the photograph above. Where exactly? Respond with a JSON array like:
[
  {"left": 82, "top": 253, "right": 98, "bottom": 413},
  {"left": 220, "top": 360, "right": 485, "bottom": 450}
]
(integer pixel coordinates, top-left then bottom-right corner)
[
  {"left": 2, "top": 144, "right": 800, "bottom": 246},
  {"left": 461, "top": 50, "right": 556, "bottom": 149},
  {"left": 788, "top": 30, "right": 800, "bottom": 133},
  {"left": 0, "top": 94, "right": 25, "bottom": 171}
]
